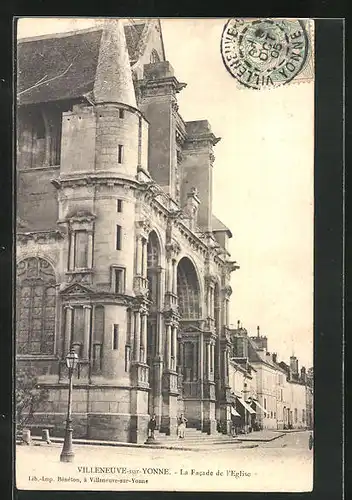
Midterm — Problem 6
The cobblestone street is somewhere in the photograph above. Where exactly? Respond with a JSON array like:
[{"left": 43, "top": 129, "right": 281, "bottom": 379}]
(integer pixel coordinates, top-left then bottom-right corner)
[{"left": 16, "top": 431, "right": 313, "bottom": 492}]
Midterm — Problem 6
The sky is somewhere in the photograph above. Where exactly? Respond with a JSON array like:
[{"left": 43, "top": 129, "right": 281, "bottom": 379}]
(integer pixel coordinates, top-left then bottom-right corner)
[{"left": 17, "top": 18, "right": 314, "bottom": 368}]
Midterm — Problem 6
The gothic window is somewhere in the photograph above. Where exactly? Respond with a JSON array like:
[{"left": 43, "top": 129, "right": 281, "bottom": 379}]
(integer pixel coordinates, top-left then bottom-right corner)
[
  {"left": 16, "top": 257, "right": 56, "bottom": 355},
  {"left": 150, "top": 49, "right": 160, "bottom": 63},
  {"left": 177, "top": 257, "right": 201, "bottom": 319}
]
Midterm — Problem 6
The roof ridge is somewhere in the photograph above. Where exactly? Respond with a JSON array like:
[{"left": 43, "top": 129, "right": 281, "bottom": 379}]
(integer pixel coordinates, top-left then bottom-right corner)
[{"left": 17, "top": 25, "right": 104, "bottom": 44}]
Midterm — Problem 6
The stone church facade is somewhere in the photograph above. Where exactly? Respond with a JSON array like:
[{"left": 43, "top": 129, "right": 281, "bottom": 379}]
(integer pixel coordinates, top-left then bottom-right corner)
[{"left": 16, "top": 19, "right": 239, "bottom": 443}]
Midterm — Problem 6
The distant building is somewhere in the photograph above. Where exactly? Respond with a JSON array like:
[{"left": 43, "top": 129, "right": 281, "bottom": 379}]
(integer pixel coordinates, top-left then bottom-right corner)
[
  {"left": 230, "top": 324, "right": 312, "bottom": 431},
  {"left": 279, "top": 358, "right": 309, "bottom": 429}
]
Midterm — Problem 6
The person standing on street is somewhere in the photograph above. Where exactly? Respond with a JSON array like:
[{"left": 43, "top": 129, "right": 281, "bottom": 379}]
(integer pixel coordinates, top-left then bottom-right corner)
[
  {"left": 177, "top": 413, "right": 188, "bottom": 439},
  {"left": 148, "top": 414, "right": 157, "bottom": 439}
]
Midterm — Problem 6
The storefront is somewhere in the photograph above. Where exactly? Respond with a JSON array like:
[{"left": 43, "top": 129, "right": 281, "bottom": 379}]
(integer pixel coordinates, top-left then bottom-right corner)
[{"left": 236, "top": 396, "right": 256, "bottom": 434}]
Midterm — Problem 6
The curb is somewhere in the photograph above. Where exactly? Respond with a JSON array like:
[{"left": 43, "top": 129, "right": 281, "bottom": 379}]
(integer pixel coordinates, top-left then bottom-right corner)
[
  {"left": 233, "top": 432, "right": 285, "bottom": 443},
  {"left": 19, "top": 436, "right": 261, "bottom": 452}
]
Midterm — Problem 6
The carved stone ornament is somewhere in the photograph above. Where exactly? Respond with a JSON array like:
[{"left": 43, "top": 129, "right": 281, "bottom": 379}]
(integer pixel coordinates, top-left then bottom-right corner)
[
  {"left": 223, "top": 260, "right": 240, "bottom": 279},
  {"left": 171, "top": 100, "right": 179, "bottom": 113},
  {"left": 205, "top": 274, "right": 218, "bottom": 287},
  {"left": 17, "top": 230, "right": 65, "bottom": 245},
  {"left": 67, "top": 209, "right": 96, "bottom": 222},
  {"left": 222, "top": 285, "right": 233, "bottom": 298},
  {"left": 165, "top": 241, "right": 181, "bottom": 260},
  {"left": 135, "top": 218, "right": 152, "bottom": 238},
  {"left": 60, "top": 282, "right": 94, "bottom": 296}
]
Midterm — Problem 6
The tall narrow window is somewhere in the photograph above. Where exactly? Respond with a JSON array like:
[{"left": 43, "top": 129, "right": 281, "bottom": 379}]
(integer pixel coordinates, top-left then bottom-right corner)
[
  {"left": 117, "top": 199, "right": 123, "bottom": 212},
  {"left": 119, "top": 109, "right": 125, "bottom": 119},
  {"left": 116, "top": 225, "right": 122, "bottom": 250},
  {"left": 114, "top": 268, "right": 124, "bottom": 294},
  {"left": 118, "top": 145, "right": 123, "bottom": 164},
  {"left": 74, "top": 230, "right": 88, "bottom": 268},
  {"left": 72, "top": 306, "right": 85, "bottom": 356},
  {"left": 113, "top": 325, "right": 119, "bottom": 350}
]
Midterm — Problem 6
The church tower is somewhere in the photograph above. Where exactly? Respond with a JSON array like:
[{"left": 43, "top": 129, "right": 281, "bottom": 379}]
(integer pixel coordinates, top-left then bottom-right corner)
[{"left": 55, "top": 19, "right": 150, "bottom": 443}]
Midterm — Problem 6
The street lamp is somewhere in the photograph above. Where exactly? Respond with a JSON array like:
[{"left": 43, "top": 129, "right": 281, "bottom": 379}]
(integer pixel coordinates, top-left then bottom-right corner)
[{"left": 60, "top": 348, "right": 79, "bottom": 463}]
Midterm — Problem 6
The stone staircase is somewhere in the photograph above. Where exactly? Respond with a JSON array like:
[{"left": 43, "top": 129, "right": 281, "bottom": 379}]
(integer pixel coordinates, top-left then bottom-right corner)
[{"left": 151, "top": 428, "right": 241, "bottom": 448}]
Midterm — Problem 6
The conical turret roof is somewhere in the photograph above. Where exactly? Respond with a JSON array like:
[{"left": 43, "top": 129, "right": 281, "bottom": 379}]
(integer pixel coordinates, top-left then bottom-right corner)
[{"left": 93, "top": 19, "right": 137, "bottom": 107}]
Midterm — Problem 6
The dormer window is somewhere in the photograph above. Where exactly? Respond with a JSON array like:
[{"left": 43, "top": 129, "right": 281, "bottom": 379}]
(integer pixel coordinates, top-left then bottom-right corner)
[
  {"left": 119, "top": 108, "right": 125, "bottom": 119},
  {"left": 17, "top": 104, "right": 62, "bottom": 169}
]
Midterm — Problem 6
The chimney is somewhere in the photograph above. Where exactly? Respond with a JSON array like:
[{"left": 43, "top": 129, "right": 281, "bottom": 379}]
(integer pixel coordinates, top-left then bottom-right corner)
[
  {"left": 257, "top": 325, "right": 260, "bottom": 338},
  {"left": 290, "top": 355, "right": 299, "bottom": 374},
  {"left": 237, "top": 320, "right": 240, "bottom": 329},
  {"left": 272, "top": 353, "right": 277, "bottom": 363},
  {"left": 300, "top": 366, "right": 307, "bottom": 383}
]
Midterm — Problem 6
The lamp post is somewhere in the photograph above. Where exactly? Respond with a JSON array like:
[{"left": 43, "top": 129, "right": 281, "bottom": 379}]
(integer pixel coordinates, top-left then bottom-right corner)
[{"left": 60, "top": 348, "right": 79, "bottom": 463}]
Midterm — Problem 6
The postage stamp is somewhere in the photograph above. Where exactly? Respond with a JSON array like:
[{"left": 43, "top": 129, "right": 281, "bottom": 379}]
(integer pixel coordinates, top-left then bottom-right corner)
[{"left": 221, "top": 18, "right": 312, "bottom": 90}]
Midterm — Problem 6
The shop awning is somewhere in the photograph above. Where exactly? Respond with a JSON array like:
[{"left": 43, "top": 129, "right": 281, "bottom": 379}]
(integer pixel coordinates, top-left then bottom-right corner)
[
  {"left": 252, "top": 400, "right": 269, "bottom": 415},
  {"left": 231, "top": 407, "right": 241, "bottom": 417},
  {"left": 237, "top": 397, "right": 256, "bottom": 414}
]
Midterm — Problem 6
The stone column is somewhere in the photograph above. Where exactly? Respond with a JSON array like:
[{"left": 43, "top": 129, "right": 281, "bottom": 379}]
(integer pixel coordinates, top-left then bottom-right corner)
[
  {"left": 210, "top": 288, "right": 214, "bottom": 317},
  {"left": 83, "top": 305, "right": 92, "bottom": 360},
  {"left": 64, "top": 305, "right": 73, "bottom": 356},
  {"left": 179, "top": 341, "right": 184, "bottom": 370},
  {"left": 87, "top": 231, "right": 94, "bottom": 269},
  {"left": 135, "top": 237, "right": 142, "bottom": 275},
  {"left": 192, "top": 342, "right": 197, "bottom": 381},
  {"left": 134, "top": 311, "right": 141, "bottom": 361},
  {"left": 172, "top": 260, "right": 177, "bottom": 294},
  {"left": 207, "top": 342, "right": 211, "bottom": 379},
  {"left": 69, "top": 232, "right": 75, "bottom": 270},
  {"left": 141, "top": 313, "right": 147, "bottom": 363},
  {"left": 141, "top": 238, "right": 147, "bottom": 278},
  {"left": 166, "top": 324, "right": 172, "bottom": 369},
  {"left": 210, "top": 343, "right": 214, "bottom": 378},
  {"left": 156, "top": 313, "right": 163, "bottom": 358},
  {"left": 172, "top": 326, "right": 177, "bottom": 371}
]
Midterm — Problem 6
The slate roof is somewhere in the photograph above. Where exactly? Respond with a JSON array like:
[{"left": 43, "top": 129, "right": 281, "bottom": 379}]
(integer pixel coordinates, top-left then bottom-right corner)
[
  {"left": 17, "top": 24, "right": 146, "bottom": 106},
  {"left": 212, "top": 214, "right": 232, "bottom": 237}
]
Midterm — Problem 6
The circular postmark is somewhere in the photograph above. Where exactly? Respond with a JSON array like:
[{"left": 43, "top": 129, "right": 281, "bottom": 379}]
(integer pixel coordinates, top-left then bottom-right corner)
[{"left": 221, "top": 18, "right": 309, "bottom": 89}]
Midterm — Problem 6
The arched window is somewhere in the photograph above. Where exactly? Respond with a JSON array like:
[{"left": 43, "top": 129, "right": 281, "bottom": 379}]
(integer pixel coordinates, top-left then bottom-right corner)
[
  {"left": 16, "top": 257, "right": 56, "bottom": 355},
  {"left": 150, "top": 49, "right": 160, "bottom": 64},
  {"left": 177, "top": 258, "right": 201, "bottom": 319}
]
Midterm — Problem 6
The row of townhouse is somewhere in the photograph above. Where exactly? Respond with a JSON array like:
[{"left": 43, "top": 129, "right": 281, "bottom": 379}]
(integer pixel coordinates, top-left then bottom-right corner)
[{"left": 227, "top": 323, "right": 313, "bottom": 434}]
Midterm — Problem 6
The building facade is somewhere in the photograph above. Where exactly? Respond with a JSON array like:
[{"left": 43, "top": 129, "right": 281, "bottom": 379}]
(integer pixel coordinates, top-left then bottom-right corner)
[
  {"left": 16, "top": 20, "right": 240, "bottom": 443},
  {"left": 230, "top": 324, "right": 312, "bottom": 431}
]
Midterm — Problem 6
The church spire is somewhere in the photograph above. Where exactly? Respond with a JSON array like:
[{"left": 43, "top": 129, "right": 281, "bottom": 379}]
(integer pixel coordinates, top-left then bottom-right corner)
[{"left": 93, "top": 19, "right": 137, "bottom": 107}]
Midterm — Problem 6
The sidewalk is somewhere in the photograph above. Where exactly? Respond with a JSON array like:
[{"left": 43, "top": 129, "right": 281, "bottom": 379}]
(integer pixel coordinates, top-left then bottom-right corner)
[
  {"left": 234, "top": 430, "right": 285, "bottom": 442},
  {"left": 273, "top": 429, "right": 311, "bottom": 434},
  {"left": 18, "top": 429, "right": 283, "bottom": 451}
]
